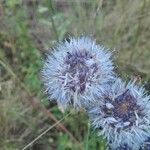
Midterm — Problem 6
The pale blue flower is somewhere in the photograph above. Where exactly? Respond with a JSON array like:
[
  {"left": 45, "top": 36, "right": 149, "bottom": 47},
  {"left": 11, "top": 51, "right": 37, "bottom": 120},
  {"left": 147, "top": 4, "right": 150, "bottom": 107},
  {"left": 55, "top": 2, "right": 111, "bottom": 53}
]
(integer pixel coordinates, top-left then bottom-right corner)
[
  {"left": 41, "top": 37, "right": 114, "bottom": 110},
  {"left": 88, "top": 78, "right": 150, "bottom": 150}
]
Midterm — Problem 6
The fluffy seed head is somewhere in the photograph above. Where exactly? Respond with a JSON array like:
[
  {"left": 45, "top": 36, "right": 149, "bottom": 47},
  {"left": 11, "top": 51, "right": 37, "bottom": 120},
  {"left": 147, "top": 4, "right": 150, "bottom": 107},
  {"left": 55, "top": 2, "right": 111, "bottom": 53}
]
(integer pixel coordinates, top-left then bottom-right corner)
[
  {"left": 88, "top": 78, "right": 150, "bottom": 150},
  {"left": 41, "top": 37, "right": 114, "bottom": 110}
]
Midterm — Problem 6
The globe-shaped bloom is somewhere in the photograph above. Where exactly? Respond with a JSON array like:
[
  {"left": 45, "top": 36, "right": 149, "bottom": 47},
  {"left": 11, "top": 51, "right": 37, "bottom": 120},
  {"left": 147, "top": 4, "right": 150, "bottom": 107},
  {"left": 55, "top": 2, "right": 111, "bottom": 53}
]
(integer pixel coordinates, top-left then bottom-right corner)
[
  {"left": 87, "top": 78, "right": 150, "bottom": 150},
  {"left": 41, "top": 37, "right": 114, "bottom": 110}
]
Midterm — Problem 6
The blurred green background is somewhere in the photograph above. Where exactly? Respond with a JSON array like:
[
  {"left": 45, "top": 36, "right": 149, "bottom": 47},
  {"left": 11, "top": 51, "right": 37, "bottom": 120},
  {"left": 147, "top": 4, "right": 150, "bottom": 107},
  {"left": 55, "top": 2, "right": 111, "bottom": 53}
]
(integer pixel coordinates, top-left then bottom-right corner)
[{"left": 0, "top": 0, "right": 150, "bottom": 149}]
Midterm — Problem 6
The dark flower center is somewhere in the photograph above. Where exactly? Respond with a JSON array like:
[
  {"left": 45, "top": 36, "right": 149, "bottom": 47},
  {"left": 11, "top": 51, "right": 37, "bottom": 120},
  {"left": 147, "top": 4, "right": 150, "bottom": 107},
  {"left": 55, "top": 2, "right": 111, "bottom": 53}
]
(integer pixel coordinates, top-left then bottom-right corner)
[
  {"left": 103, "top": 90, "right": 141, "bottom": 128},
  {"left": 116, "top": 102, "right": 130, "bottom": 115},
  {"left": 63, "top": 50, "right": 98, "bottom": 93},
  {"left": 113, "top": 90, "right": 138, "bottom": 123},
  {"left": 113, "top": 90, "right": 137, "bottom": 122}
]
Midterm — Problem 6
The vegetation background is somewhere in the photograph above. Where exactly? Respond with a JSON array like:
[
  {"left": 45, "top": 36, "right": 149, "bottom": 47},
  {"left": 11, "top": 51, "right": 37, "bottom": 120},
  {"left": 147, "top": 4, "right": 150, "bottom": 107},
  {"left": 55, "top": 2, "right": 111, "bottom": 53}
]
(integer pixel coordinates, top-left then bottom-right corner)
[{"left": 0, "top": 0, "right": 150, "bottom": 149}]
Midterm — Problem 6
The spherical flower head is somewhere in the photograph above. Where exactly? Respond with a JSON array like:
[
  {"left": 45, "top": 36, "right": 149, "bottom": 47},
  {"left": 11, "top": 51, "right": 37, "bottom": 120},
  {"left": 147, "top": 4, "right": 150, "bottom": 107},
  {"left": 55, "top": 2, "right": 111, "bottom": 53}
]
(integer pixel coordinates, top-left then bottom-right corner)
[
  {"left": 41, "top": 36, "right": 114, "bottom": 110},
  {"left": 88, "top": 78, "right": 150, "bottom": 150}
]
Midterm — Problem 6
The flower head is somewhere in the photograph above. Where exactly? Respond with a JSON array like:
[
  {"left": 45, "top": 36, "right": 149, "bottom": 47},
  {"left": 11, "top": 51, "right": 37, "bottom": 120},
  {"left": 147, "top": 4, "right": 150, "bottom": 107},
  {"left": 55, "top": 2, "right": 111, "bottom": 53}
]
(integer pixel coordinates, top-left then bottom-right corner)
[
  {"left": 41, "top": 37, "right": 114, "bottom": 110},
  {"left": 88, "top": 78, "right": 150, "bottom": 150}
]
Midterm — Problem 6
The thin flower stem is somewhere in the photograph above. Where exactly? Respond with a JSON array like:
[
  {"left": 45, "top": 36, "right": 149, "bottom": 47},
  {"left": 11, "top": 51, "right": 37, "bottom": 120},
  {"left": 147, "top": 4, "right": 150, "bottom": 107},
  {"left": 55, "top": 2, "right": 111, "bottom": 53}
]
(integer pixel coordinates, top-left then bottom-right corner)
[
  {"left": 31, "top": 97, "right": 80, "bottom": 144},
  {"left": 22, "top": 112, "right": 71, "bottom": 150}
]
